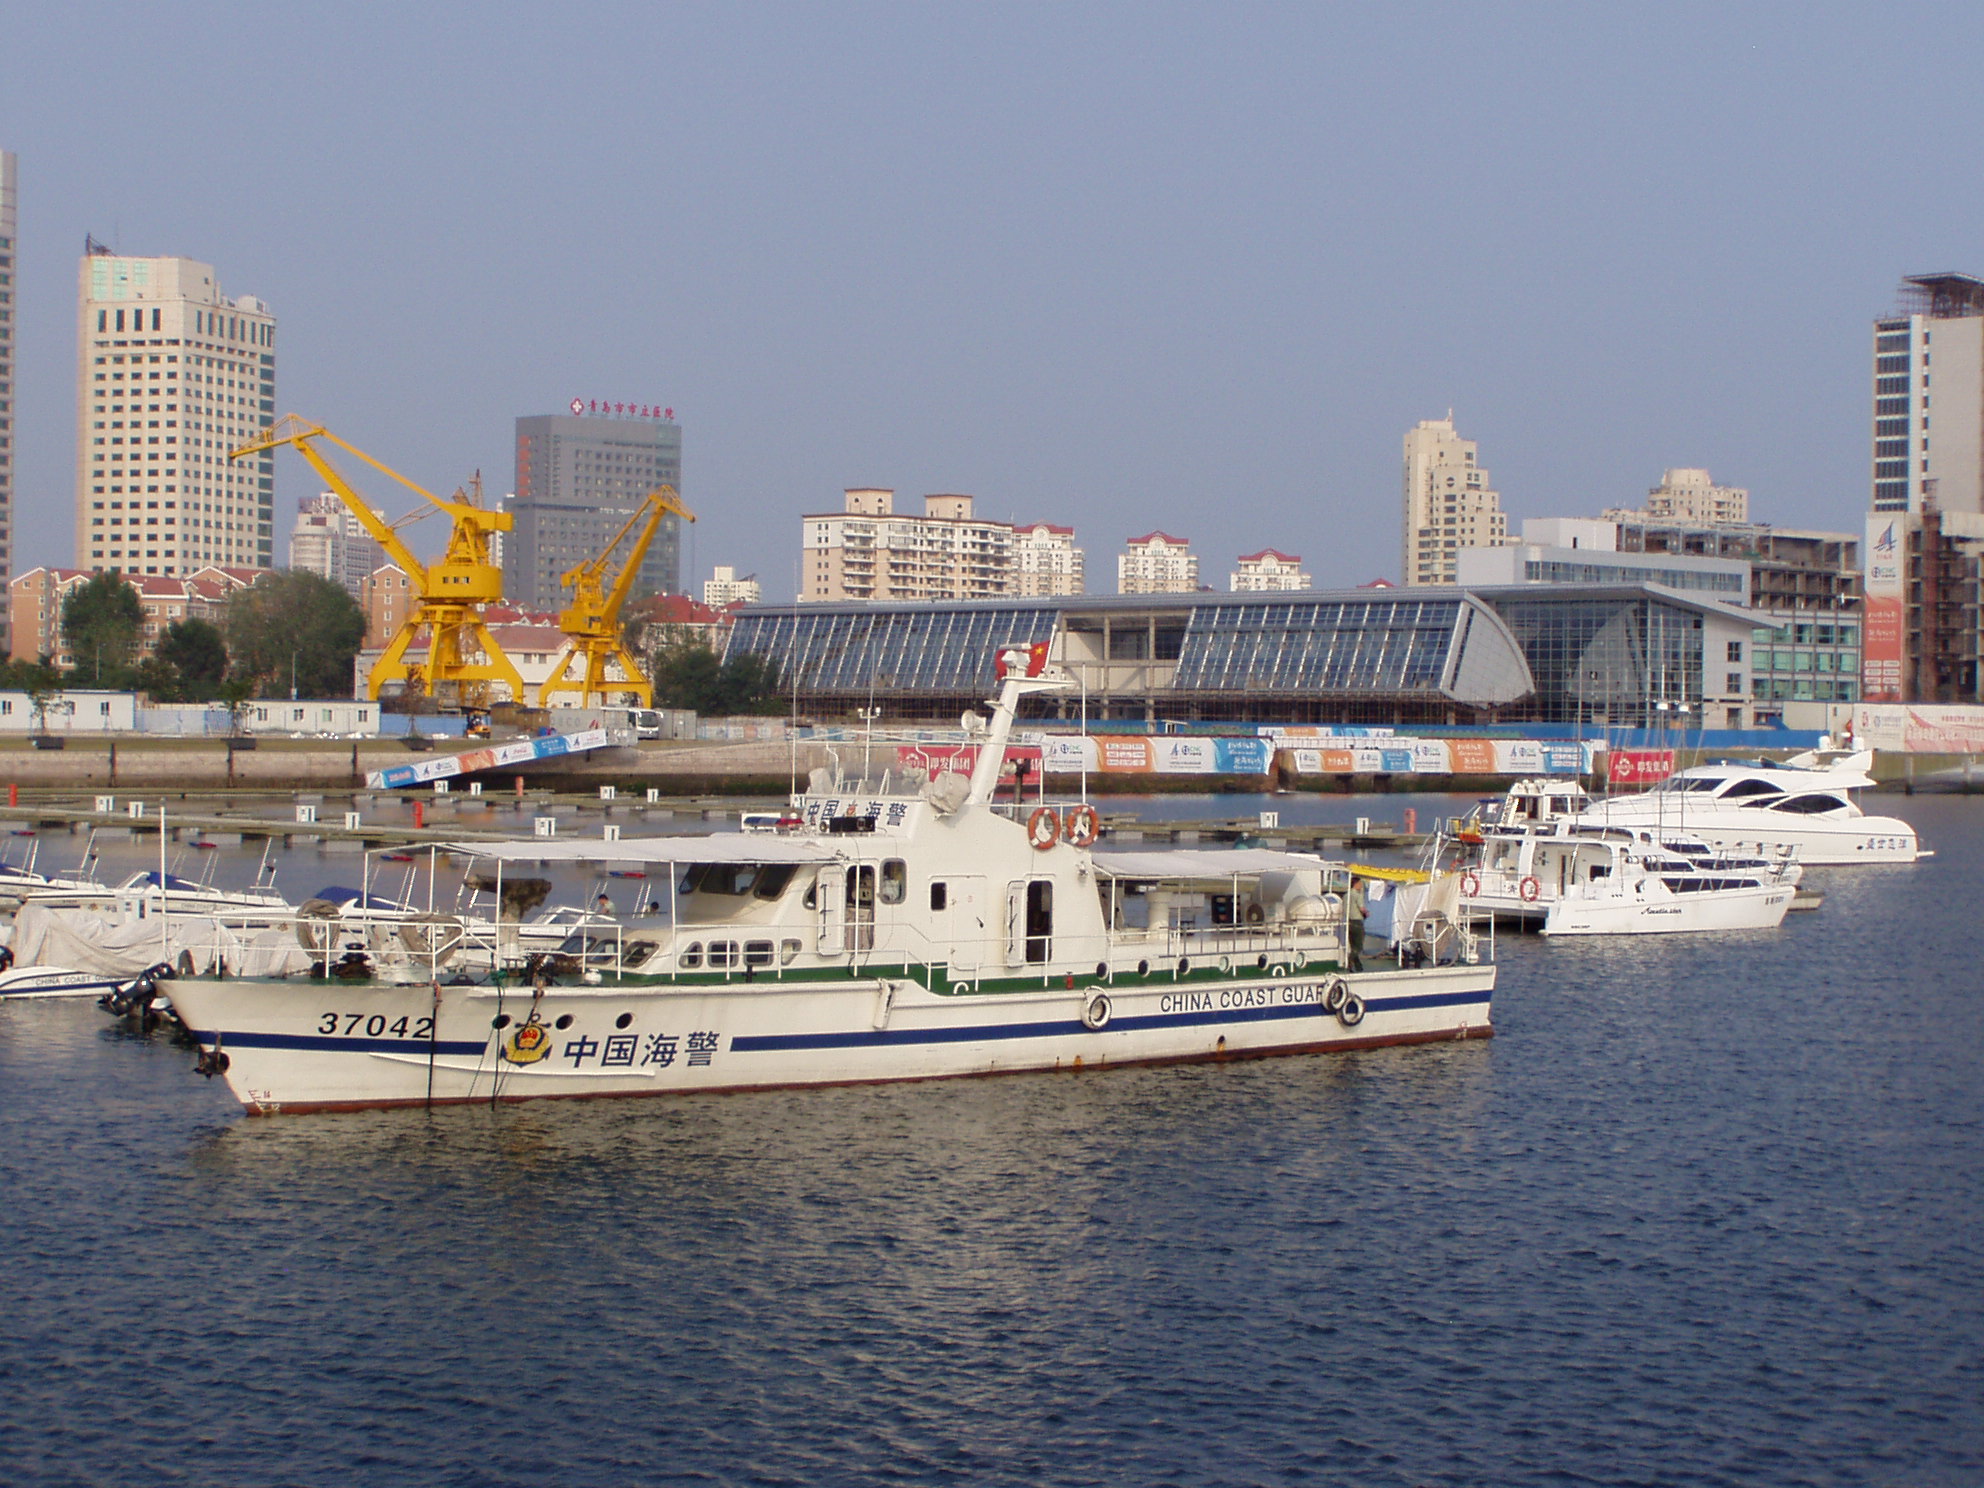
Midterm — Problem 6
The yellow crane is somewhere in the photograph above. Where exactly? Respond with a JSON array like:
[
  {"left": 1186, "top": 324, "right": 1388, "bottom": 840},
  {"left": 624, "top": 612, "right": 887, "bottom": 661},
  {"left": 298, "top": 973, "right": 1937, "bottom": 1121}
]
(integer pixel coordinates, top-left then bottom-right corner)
[
  {"left": 230, "top": 416, "right": 526, "bottom": 709},
  {"left": 538, "top": 484, "right": 695, "bottom": 708}
]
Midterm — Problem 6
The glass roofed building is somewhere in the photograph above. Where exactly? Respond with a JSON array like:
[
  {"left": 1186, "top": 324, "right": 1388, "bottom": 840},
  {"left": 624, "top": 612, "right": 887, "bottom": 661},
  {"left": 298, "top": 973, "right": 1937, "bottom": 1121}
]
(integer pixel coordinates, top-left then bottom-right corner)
[{"left": 725, "top": 583, "right": 1760, "bottom": 729}]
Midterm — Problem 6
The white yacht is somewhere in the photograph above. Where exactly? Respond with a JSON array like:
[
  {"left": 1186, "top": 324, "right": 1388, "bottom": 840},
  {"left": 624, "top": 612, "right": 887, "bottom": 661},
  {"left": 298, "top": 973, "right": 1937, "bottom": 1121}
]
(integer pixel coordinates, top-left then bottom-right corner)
[
  {"left": 161, "top": 650, "right": 1497, "bottom": 1116},
  {"left": 1574, "top": 758, "right": 1924, "bottom": 865},
  {"left": 1454, "top": 822, "right": 1799, "bottom": 934}
]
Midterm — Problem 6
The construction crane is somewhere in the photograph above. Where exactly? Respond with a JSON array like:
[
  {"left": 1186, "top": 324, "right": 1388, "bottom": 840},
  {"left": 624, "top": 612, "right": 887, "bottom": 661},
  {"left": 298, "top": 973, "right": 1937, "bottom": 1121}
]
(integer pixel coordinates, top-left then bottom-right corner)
[
  {"left": 538, "top": 484, "right": 695, "bottom": 708},
  {"left": 230, "top": 416, "right": 526, "bottom": 709}
]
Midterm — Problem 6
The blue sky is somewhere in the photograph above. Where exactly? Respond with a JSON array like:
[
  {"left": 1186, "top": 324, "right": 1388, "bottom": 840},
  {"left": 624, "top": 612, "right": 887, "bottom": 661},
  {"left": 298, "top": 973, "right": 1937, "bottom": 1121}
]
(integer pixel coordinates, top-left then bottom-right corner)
[{"left": 5, "top": 3, "right": 1982, "bottom": 597}]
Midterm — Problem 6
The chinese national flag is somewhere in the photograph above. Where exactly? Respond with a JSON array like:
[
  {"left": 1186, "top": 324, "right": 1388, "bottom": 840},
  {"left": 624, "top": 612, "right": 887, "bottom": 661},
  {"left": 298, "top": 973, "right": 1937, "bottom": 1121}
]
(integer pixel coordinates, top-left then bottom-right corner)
[{"left": 996, "top": 642, "right": 1051, "bottom": 679}]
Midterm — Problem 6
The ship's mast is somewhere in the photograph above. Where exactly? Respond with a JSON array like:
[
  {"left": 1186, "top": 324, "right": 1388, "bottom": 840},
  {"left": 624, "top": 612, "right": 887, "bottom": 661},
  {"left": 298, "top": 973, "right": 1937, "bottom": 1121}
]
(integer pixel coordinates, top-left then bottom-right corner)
[{"left": 965, "top": 647, "right": 1068, "bottom": 806}]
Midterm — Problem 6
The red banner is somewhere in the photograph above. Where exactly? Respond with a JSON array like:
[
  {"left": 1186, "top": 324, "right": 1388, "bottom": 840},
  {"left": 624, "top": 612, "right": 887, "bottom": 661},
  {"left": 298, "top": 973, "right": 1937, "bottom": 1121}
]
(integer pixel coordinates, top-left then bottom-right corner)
[
  {"left": 1862, "top": 594, "right": 1904, "bottom": 703},
  {"left": 896, "top": 744, "right": 1040, "bottom": 775},
  {"left": 1609, "top": 748, "right": 1675, "bottom": 785}
]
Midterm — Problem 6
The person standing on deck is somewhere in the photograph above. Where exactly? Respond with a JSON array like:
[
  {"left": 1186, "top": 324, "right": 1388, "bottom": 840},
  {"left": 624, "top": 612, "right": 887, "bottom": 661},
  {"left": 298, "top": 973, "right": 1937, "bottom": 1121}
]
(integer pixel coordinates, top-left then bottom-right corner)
[{"left": 1344, "top": 877, "right": 1368, "bottom": 973}]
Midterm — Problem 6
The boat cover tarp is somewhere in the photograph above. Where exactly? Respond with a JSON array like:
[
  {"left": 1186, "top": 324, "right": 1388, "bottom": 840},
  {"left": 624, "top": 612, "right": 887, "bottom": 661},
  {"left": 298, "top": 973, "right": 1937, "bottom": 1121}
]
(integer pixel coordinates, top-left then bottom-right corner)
[
  {"left": 440, "top": 835, "right": 841, "bottom": 867},
  {"left": 1091, "top": 847, "right": 1329, "bottom": 880},
  {"left": 10, "top": 903, "right": 312, "bottom": 979}
]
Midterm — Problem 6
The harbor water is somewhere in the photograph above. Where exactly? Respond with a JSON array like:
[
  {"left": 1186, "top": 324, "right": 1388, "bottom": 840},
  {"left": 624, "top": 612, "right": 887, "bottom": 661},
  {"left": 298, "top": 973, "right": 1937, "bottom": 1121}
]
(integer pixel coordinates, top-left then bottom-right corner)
[{"left": 2, "top": 794, "right": 1980, "bottom": 1487}]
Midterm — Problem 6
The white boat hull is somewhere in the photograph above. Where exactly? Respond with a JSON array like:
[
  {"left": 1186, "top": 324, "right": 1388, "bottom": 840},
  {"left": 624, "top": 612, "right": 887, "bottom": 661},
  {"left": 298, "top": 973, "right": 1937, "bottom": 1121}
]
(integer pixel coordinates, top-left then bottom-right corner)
[
  {"left": 1574, "top": 801, "right": 1921, "bottom": 865},
  {"left": 168, "top": 963, "right": 1494, "bottom": 1115},
  {"left": 0, "top": 966, "right": 131, "bottom": 999},
  {"left": 1542, "top": 884, "right": 1792, "bottom": 935}
]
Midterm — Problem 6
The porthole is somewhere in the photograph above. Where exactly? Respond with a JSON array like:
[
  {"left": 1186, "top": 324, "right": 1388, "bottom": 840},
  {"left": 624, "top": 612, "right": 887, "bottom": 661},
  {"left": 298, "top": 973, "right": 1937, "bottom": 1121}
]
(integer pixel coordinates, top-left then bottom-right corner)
[
  {"left": 492, "top": 1013, "right": 511, "bottom": 1029},
  {"left": 615, "top": 1012, "right": 634, "bottom": 1029},
  {"left": 554, "top": 1013, "right": 574, "bottom": 1030}
]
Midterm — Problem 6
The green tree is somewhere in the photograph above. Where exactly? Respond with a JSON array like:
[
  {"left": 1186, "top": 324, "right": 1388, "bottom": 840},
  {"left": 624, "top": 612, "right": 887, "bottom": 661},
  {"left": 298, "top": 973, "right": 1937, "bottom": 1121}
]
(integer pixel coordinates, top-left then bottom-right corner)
[
  {"left": 0, "top": 658, "right": 64, "bottom": 733},
  {"left": 223, "top": 570, "right": 367, "bottom": 699},
  {"left": 0, "top": 657, "right": 59, "bottom": 693},
  {"left": 157, "top": 617, "right": 230, "bottom": 696},
  {"left": 719, "top": 651, "right": 784, "bottom": 715},
  {"left": 650, "top": 639, "right": 783, "bottom": 715},
  {"left": 650, "top": 638, "right": 725, "bottom": 712},
  {"left": 60, "top": 571, "right": 143, "bottom": 683}
]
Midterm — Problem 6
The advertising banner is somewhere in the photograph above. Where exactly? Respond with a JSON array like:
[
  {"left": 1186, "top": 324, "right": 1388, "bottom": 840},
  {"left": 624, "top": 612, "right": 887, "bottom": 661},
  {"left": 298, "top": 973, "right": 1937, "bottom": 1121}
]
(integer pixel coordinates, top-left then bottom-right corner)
[
  {"left": 1853, "top": 704, "right": 1984, "bottom": 754},
  {"left": 1862, "top": 514, "right": 1905, "bottom": 702},
  {"left": 1097, "top": 737, "right": 1155, "bottom": 773},
  {"left": 1609, "top": 748, "right": 1675, "bottom": 785},
  {"left": 1212, "top": 737, "right": 1271, "bottom": 774},
  {"left": 1039, "top": 736, "right": 1092, "bottom": 772},
  {"left": 1149, "top": 737, "right": 1220, "bottom": 774},
  {"left": 368, "top": 729, "right": 611, "bottom": 790},
  {"left": 1409, "top": 740, "right": 1452, "bottom": 774},
  {"left": 896, "top": 744, "right": 1042, "bottom": 775},
  {"left": 1539, "top": 743, "right": 1587, "bottom": 775},
  {"left": 1447, "top": 738, "right": 1498, "bottom": 774}
]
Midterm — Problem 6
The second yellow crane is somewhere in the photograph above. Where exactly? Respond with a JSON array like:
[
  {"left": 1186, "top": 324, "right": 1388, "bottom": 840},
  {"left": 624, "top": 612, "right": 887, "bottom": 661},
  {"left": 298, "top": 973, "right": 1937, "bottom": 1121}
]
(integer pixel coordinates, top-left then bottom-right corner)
[{"left": 538, "top": 484, "right": 696, "bottom": 708}]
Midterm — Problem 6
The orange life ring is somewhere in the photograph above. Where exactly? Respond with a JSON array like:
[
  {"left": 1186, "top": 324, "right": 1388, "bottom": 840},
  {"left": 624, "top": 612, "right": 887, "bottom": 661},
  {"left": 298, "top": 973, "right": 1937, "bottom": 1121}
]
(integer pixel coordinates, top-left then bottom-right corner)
[
  {"left": 1519, "top": 875, "right": 1541, "bottom": 902},
  {"left": 1062, "top": 803, "right": 1101, "bottom": 847},
  {"left": 1027, "top": 806, "right": 1060, "bottom": 850},
  {"left": 1460, "top": 871, "right": 1481, "bottom": 897}
]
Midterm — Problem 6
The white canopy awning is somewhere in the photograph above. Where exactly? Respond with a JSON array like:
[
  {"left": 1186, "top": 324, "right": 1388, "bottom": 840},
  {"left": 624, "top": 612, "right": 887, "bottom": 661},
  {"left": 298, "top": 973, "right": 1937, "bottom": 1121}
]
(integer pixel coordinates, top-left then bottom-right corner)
[
  {"left": 1091, "top": 847, "right": 1328, "bottom": 881},
  {"left": 435, "top": 834, "right": 843, "bottom": 867}
]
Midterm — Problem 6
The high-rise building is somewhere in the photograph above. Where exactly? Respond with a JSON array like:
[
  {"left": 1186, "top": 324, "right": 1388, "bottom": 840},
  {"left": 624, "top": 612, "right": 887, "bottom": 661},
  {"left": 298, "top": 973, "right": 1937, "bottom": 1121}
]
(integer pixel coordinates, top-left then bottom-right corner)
[
  {"left": 800, "top": 489, "right": 1016, "bottom": 602},
  {"left": 1870, "top": 274, "right": 1984, "bottom": 516},
  {"left": 287, "top": 492, "right": 387, "bottom": 596},
  {"left": 1117, "top": 532, "right": 1198, "bottom": 594},
  {"left": 1403, "top": 415, "right": 1505, "bottom": 585},
  {"left": 505, "top": 410, "right": 682, "bottom": 611},
  {"left": 1013, "top": 522, "right": 1084, "bottom": 596},
  {"left": 703, "top": 564, "right": 761, "bottom": 607},
  {"left": 1863, "top": 274, "right": 1984, "bottom": 703},
  {"left": 1230, "top": 549, "right": 1310, "bottom": 592},
  {"left": 0, "top": 150, "right": 16, "bottom": 646},
  {"left": 76, "top": 248, "right": 275, "bottom": 576}
]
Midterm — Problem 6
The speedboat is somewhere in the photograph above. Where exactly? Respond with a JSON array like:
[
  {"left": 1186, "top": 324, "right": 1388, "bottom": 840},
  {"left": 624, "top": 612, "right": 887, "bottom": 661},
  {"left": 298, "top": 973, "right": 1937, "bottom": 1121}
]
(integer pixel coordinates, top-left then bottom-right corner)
[
  {"left": 21, "top": 840, "right": 292, "bottom": 924},
  {"left": 163, "top": 649, "right": 1498, "bottom": 1115},
  {"left": 0, "top": 834, "right": 110, "bottom": 916}
]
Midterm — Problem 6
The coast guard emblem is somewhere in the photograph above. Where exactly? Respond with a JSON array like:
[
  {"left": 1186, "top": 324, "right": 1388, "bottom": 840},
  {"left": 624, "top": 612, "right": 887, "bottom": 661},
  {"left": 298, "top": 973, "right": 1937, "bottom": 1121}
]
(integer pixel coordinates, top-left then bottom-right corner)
[{"left": 501, "top": 1014, "right": 554, "bottom": 1066}]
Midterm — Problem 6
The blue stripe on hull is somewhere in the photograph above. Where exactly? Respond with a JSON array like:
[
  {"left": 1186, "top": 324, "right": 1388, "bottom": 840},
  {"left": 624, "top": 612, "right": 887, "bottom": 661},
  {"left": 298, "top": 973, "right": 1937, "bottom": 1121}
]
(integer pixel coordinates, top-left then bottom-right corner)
[
  {"left": 187, "top": 1029, "right": 489, "bottom": 1057},
  {"left": 187, "top": 988, "right": 1488, "bottom": 1061},
  {"left": 731, "top": 986, "right": 1490, "bottom": 1054}
]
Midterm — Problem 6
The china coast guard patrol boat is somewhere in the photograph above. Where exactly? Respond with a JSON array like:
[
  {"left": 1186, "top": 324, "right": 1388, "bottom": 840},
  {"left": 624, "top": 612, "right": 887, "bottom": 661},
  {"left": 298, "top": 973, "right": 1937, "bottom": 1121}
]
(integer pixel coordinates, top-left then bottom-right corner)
[{"left": 168, "top": 650, "right": 1495, "bottom": 1115}]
